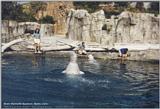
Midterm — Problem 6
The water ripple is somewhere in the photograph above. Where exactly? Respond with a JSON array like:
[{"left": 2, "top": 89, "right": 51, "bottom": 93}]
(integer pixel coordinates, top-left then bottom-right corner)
[{"left": 2, "top": 53, "right": 159, "bottom": 108}]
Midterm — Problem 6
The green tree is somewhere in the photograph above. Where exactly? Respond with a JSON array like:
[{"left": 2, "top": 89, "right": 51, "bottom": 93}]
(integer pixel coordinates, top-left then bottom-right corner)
[
  {"left": 2, "top": 1, "right": 37, "bottom": 22},
  {"left": 30, "top": 1, "right": 47, "bottom": 16},
  {"left": 73, "top": 1, "right": 101, "bottom": 13},
  {"left": 39, "top": 15, "right": 55, "bottom": 24},
  {"left": 148, "top": 2, "right": 159, "bottom": 15},
  {"left": 2, "top": 1, "right": 19, "bottom": 20},
  {"left": 20, "top": 13, "right": 37, "bottom": 22}
]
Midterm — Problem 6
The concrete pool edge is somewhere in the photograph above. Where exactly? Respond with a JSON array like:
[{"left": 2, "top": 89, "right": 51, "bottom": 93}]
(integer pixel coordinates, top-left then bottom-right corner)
[{"left": 2, "top": 49, "right": 159, "bottom": 62}]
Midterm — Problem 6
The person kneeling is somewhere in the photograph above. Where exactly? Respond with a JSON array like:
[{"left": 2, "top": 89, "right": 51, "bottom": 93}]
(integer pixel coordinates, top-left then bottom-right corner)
[
  {"left": 77, "top": 42, "right": 87, "bottom": 55},
  {"left": 119, "top": 48, "right": 129, "bottom": 59}
]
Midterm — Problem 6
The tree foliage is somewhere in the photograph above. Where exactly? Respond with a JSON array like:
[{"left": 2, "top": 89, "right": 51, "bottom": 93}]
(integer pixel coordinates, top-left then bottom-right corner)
[
  {"left": 2, "top": 1, "right": 20, "bottom": 20},
  {"left": 73, "top": 2, "right": 101, "bottom": 13},
  {"left": 29, "top": 1, "right": 47, "bottom": 15},
  {"left": 2, "top": 1, "right": 37, "bottom": 22},
  {"left": 73, "top": 1, "right": 159, "bottom": 15},
  {"left": 148, "top": 2, "right": 159, "bottom": 15},
  {"left": 2, "top": 1, "right": 159, "bottom": 22},
  {"left": 39, "top": 15, "right": 55, "bottom": 24}
]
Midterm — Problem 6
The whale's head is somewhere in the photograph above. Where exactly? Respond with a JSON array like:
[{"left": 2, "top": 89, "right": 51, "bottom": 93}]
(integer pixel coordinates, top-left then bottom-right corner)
[
  {"left": 70, "top": 52, "right": 77, "bottom": 62},
  {"left": 63, "top": 51, "right": 84, "bottom": 75},
  {"left": 88, "top": 54, "right": 94, "bottom": 61}
]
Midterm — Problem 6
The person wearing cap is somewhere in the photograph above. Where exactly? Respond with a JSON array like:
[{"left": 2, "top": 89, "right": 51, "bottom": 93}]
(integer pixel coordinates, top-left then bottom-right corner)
[{"left": 33, "top": 28, "right": 41, "bottom": 53}]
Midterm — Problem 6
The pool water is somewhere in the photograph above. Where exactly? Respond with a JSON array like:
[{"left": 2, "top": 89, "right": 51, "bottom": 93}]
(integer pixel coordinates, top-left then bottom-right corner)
[{"left": 2, "top": 53, "right": 159, "bottom": 108}]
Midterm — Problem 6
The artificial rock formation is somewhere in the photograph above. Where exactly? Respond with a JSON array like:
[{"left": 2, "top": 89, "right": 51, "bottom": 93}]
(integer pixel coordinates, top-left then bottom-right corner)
[
  {"left": 115, "top": 11, "right": 159, "bottom": 44},
  {"left": 36, "top": 1, "right": 74, "bottom": 35},
  {"left": 66, "top": 9, "right": 116, "bottom": 44},
  {"left": 66, "top": 9, "right": 159, "bottom": 46},
  {"left": 66, "top": 9, "right": 107, "bottom": 43},
  {"left": 1, "top": 20, "right": 54, "bottom": 43},
  {"left": 66, "top": 9, "right": 91, "bottom": 41}
]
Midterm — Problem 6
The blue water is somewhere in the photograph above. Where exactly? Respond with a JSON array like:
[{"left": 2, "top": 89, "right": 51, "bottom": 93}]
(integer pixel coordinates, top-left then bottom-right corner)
[{"left": 2, "top": 53, "right": 159, "bottom": 108}]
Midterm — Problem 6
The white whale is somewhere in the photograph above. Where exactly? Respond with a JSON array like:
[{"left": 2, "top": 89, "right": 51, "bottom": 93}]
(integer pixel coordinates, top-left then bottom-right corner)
[
  {"left": 88, "top": 54, "right": 97, "bottom": 63},
  {"left": 88, "top": 54, "right": 95, "bottom": 61},
  {"left": 62, "top": 52, "right": 84, "bottom": 75}
]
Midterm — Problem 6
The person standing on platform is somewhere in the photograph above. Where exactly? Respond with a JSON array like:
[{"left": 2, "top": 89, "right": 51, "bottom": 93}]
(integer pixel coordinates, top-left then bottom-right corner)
[{"left": 33, "top": 28, "right": 41, "bottom": 53}]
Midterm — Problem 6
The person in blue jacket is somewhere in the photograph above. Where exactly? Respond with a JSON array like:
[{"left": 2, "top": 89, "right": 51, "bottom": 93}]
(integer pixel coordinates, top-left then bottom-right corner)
[{"left": 119, "top": 48, "right": 128, "bottom": 58}]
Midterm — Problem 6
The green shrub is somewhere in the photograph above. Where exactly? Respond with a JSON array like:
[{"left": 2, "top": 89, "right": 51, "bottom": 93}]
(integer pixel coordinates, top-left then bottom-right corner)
[
  {"left": 39, "top": 15, "right": 55, "bottom": 24},
  {"left": 2, "top": 1, "right": 37, "bottom": 22}
]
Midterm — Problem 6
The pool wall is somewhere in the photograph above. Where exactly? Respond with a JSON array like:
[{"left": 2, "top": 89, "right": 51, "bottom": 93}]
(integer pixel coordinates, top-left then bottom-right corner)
[{"left": 2, "top": 49, "right": 159, "bottom": 62}]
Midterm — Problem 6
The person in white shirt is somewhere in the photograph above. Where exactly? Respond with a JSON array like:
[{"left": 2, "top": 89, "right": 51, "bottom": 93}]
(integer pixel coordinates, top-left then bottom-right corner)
[{"left": 33, "top": 28, "right": 41, "bottom": 53}]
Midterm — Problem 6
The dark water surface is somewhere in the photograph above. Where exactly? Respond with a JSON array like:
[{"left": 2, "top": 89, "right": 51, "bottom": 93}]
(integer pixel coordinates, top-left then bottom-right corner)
[{"left": 2, "top": 53, "right": 159, "bottom": 108}]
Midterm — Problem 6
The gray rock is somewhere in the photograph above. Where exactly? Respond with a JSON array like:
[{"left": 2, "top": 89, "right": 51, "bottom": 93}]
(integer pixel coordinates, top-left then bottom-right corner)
[{"left": 67, "top": 9, "right": 159, "bottom": 45}]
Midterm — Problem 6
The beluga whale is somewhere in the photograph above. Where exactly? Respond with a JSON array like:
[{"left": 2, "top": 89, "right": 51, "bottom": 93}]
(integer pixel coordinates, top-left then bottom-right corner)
[
  {"left": 62, "top": 51, "right": 84, "bottom": 75},
  {"left": 88, "top": 54, "right": 95, "bottom": 61},
  {"left": 88, "top": 54, "right": 97, "bottom": 63}
]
